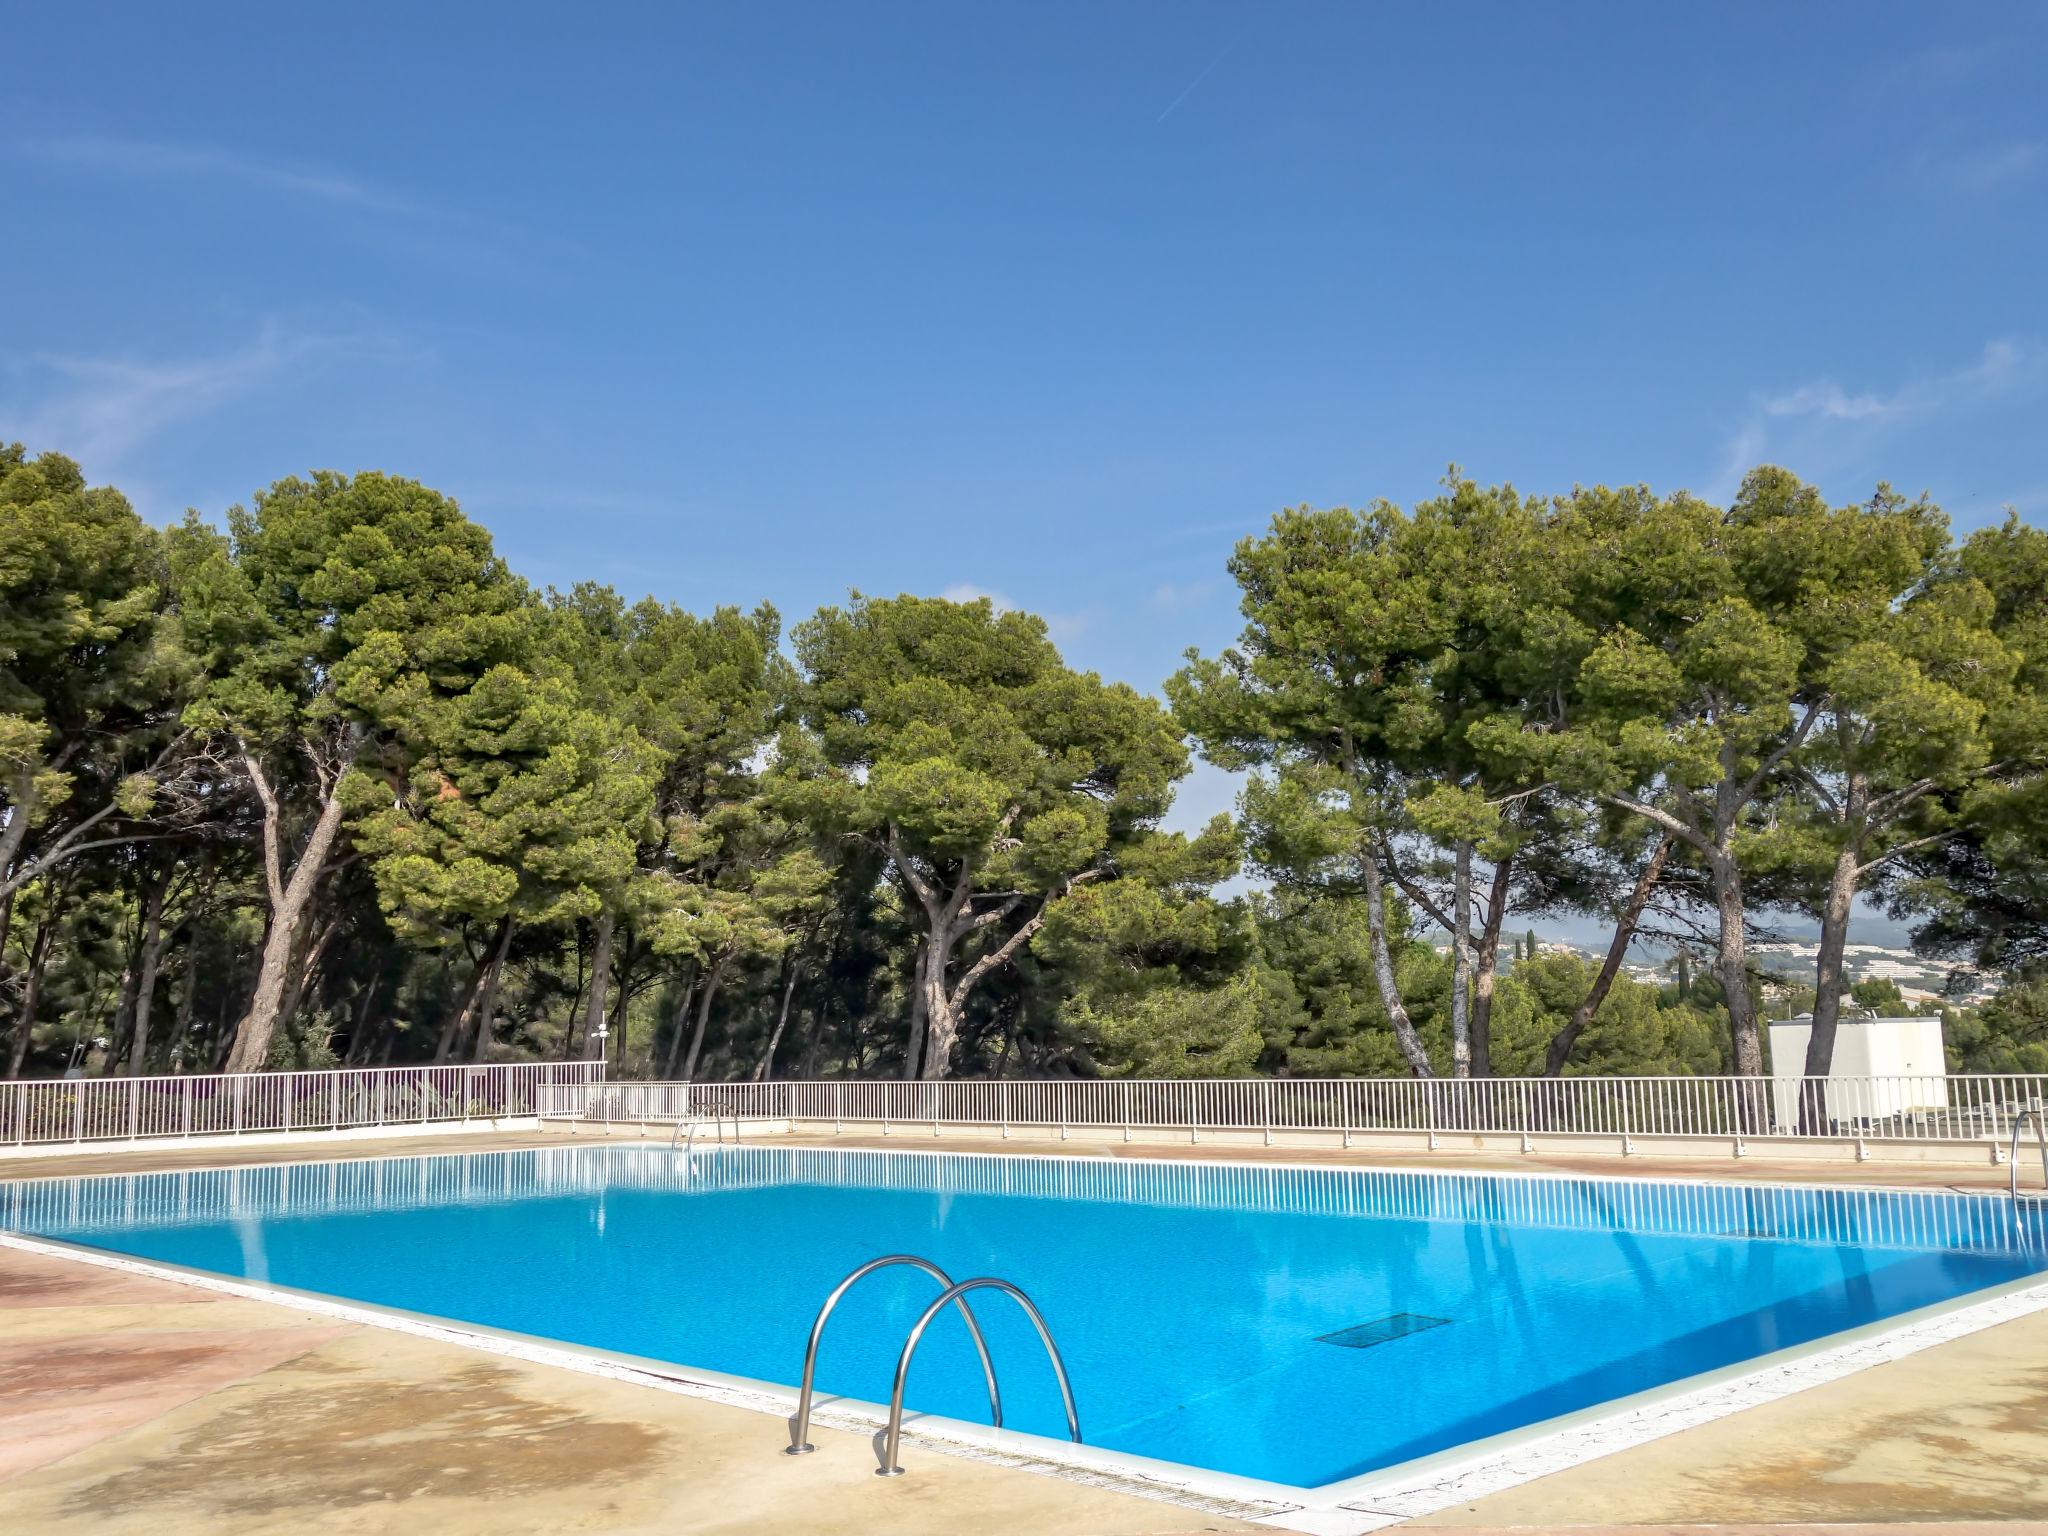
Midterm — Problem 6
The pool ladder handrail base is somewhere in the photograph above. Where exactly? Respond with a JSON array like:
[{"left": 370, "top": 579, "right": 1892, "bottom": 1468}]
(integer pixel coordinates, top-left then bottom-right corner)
[
  {"left": 2012, "top": 1104, "right": 2048, "bottom": 1208},
  {"left": 670, "top": 1106, "right": 739, "bottom": 1157},
  {"left": 785, "top": 1255, "right": 1002, "bottom": 1456},
  {"left": 874, "top": 1275, "right": 1081, "bottom": 1476}
]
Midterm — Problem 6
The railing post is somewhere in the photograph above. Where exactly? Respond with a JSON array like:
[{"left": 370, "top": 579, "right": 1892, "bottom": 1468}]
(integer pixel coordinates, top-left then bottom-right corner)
[
  {"left": 127, "top": 1079, "right": 140, "bottom": 1141},
  {"left": 1520, "top": 1079, "right": 1533, "bottom": 1155},
  {"left": 72, "top": 1084, "right": 85, "bottom": 1144},
  {"left": 1000, "top": 1080, "right": 1010, "bottom": 1140},
  {"left": 1263, "top": 1080, "right": 1274, "bottom": 1147},
  {"left": 231, "top": 1075, "right": 245, "bottom": 1135},
  {"left": 834, "top": 1081, "right": 844, "bottom": 1136},
  {"left": 1120, "top": 1080, "right": 1131, "bottom": 1144}
]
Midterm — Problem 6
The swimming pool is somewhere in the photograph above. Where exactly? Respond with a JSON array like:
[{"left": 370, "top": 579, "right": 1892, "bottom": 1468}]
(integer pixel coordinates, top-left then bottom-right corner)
[{"left": 6, "top": 1143, "right": 2045, "bottom": 1492}]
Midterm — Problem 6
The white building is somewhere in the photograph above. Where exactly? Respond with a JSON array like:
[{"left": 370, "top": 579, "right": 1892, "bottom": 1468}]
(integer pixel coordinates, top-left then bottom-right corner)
[{"left": 1767, "top": 1012, "right": 1948, "bottom": 1132}]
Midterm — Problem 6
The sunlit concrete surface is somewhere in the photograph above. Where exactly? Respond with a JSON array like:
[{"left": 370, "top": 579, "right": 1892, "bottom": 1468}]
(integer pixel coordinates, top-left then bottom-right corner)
[
  {"left": 1408, "top": 1307, "right": 2048, "bottom": 1529},
  {"left": 0, "top": 1243, "right": 1252, "bottom": 1535}
]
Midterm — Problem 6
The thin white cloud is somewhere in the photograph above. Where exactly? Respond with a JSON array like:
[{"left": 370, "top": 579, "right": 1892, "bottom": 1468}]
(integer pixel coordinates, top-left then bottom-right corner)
[
  {"left": 1759, "top": 338, "right": 2043, "bottom": 424},
  {"left": 14, "top": 133, "right": 594, "bottom": 277},
  {"left": 939, "top": 582, "right": 1017, "bottom": 612},
  {"left": 1916, "top": 138, "right": 2044, "bottom": 196},
  {"left": 1146, "top": 579, "right": 1215, "bottom": 613},
  {"left": 937, "top": 582, "right": 1094, "bottom": 649},
  {"left": 1709, "top": 338, "right": 2044, "bottom": 503},
  {"left": 1757, "top": 382, "right": 1895, "bottom": 422},
  {"left": 1, "top": 319, "right": 412, "bottom": 477},
  {"left": 22, "top": 135, "right": 427, "bottom": 218}
]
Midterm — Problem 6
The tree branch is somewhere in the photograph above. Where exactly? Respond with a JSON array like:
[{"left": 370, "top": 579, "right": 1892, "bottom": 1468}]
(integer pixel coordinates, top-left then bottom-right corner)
[
  {"left": 241, "top": 749, "right": 288, "bottom": 910},
  {"left": 1600, "top": 792, "right": 1710, "bottom": 855},
  {"left": 882, "top": 823, "right": 941, "bottom": 915},
  {"left": 1737, "top": 695, "right": 1829, "bottom": 809}
]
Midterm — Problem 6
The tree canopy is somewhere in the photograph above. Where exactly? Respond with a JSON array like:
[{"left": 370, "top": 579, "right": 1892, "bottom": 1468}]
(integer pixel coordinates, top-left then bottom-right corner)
[{"left": 4, "top": 441, "right": 2043, "bottom": 1087}]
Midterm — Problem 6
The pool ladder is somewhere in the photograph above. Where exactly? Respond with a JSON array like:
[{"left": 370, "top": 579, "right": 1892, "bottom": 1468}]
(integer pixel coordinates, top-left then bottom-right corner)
[
  {"left": 784, "top": 1254, "right": 1081, "bottom": 1476},
  {"left": 2011, "top": 1106, "right": 2048, "bottom": 1208},
  {"left": 669, "top": 1108, "right": 739, "bottom": 1157}
]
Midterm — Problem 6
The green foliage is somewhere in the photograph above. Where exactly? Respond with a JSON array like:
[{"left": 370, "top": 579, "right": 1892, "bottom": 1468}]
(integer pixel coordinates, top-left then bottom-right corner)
[
  {"left": 6, "top": 440, "right": 2044, "bottom": 1087},
  {"left": 346, "top": 664, "right": 658, "bottom": 944},
  {"left": 180, "top": 471, "right": 530, "bottom": 747},
  {"left": 1943, "top": 976, "right": 2048, "bottom": 1073},
  {"left": 1, "top": 444, "right": 190, "bottom": 899}
]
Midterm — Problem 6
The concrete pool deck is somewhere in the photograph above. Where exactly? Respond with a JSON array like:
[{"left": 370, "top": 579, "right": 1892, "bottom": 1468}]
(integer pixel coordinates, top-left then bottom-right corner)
[{"left": 2, "top": 1126, "right": 2046, "bottom": 1534}]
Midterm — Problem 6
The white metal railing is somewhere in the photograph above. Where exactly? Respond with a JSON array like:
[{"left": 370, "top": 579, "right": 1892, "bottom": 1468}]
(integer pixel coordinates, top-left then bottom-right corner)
[
  {"left": 540, "top": 1073, "right": 2048, "bottom": 1153},
  {"left": 10, "top": 1067, "right": 2041, "bottom": 1157},
  {"left": 1, "top": 1062, "right": 605, "bottom": 1150}
]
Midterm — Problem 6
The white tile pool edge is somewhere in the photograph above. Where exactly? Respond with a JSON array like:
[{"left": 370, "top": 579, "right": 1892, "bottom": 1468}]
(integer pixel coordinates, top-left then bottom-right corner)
[{"left": 5, "top": 1145, "right": 2048, "bottom": 1536}]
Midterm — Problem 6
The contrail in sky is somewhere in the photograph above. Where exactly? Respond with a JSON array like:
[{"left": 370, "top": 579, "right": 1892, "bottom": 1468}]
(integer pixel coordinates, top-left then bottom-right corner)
[{"left": 1156, "top": 37, "right": 1240, "bottom": 124}]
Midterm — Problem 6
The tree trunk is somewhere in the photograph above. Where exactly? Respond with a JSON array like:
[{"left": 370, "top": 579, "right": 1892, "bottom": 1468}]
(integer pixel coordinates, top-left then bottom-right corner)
[
  {"left": 7, "top": 895, "right": 65, "bottom": 1078},
  {"left": 915, "top": 930, "right": 959, "bottom": 1081},
  {"left": 1545, "top": 835, "right": 1672, "bottom": 1075},
  {"left": 902, "top": 941, "right": 931, "bottom": 1080},
  {"left": 343, "top": 980, "right": 379, "bottom": 1065},
  {"left": 660, "top": 966, "right": 699, "bottom": 1079},
  {"left": 1710, "top": 850, "right": 1762, "bottom": 1077},
  {"left": 1468, "top": 852, "right": 1513, "bottom": 1078},
  {"left": 168, "top": 929, "right": 201, "bottom": 1071},
  {"left": 124, "top": 874, "right": 172, "bottom": 1075},
  {"left": 105, "top": 950, "right": 141, "bottom": 1076},
  {"left": 1448, "top": 841, "right": 1474, "bottom": 1079},
  {"left": 277, "top": 908, "right": 341, "bottom": 1043},
  {"left": 226, "top": 782, "right": 350, "bottom": 1072},
  {"left": 1361, "top": 854, "right": 1434, "bottom": 1078},
  {"left": 468, "top": 917, "right": 516, "bottom": 1064},
  {"left": 581, "top": 911, "right": 614, "bottom": 1063},
  {"left": 680, "top": 955, "right": 731, "bottom": 1082},
  {"left": 1798, "top": 840, "right": 1862, "bottom": 1132},
  {"left": 433, "top": 941, "right": 492, "bottom": 1064},
  {"left": 754, "top": 946, "right": 803, "bottom": 1083}
]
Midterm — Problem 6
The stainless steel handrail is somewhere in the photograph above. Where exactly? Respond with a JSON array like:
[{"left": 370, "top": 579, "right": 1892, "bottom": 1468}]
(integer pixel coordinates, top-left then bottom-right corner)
[
  {"left": 670, "top": 1109, "right": 737, "bottom": 1155},
  {"left": 2012, "top": 1105, "right": 2048, "bottom": 1205},
  {"left": 786, "top": 1256, "right": 1002, "bottom": 1455},
  {"left": 876, "top": 1276, "right": 1080, "bottom": 1476}
]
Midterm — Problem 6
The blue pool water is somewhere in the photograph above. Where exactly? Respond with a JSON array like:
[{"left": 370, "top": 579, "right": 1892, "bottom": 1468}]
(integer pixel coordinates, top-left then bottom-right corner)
[{"left": 6, "top": 1143, "right": 2044, "bottom": 1488}]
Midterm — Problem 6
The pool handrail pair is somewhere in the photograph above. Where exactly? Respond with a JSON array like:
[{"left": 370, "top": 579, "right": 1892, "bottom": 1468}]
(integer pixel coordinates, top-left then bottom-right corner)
[
  {"left": 785, "top": 1254, "right": 1082, "bottom": 1476},
  {"left": 2012, "top": 1105, "right": 2048, "bottom": 1207},
  {"left": 669, "top": 1108, "right": 738, "bottom": 1156}
]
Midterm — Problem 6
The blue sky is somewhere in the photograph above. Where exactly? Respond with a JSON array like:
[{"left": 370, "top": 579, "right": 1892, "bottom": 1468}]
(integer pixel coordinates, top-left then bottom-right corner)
[{"left": 4, "top": 2, "right": 2045, "bottom": 921}]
